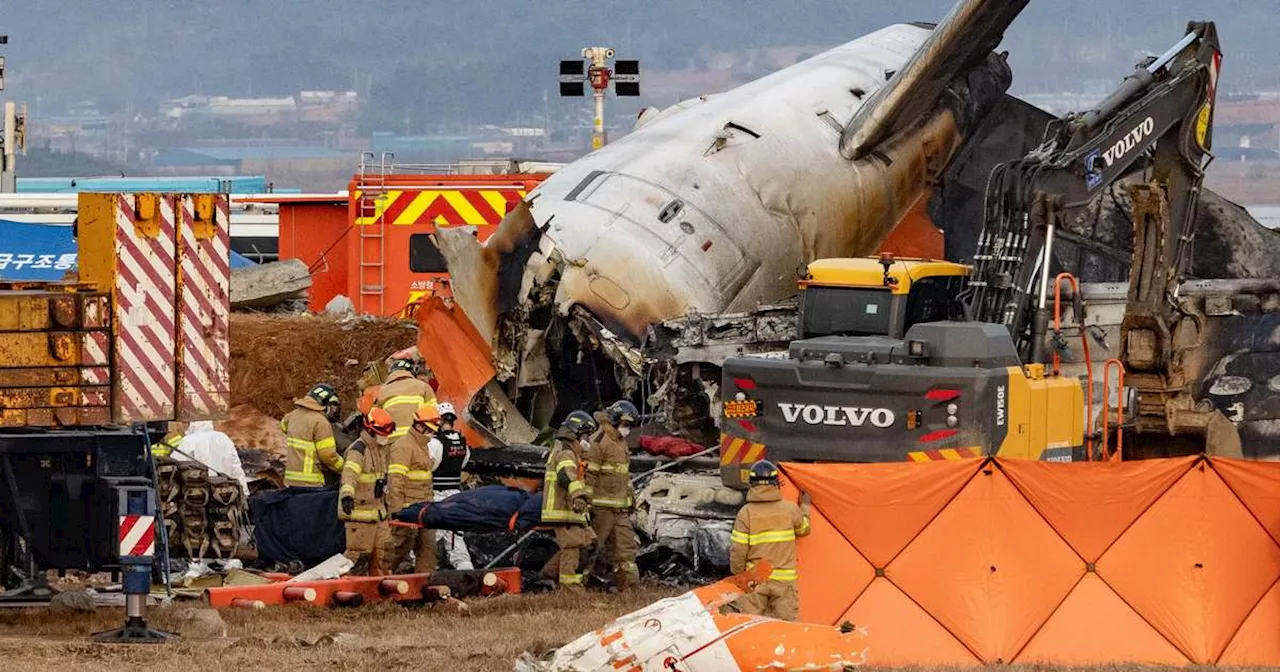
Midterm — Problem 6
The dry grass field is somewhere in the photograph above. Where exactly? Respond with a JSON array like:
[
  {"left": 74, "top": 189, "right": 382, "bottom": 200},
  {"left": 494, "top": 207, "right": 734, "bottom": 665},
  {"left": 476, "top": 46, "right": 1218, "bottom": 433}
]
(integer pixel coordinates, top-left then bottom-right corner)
[{"left": 0, "top": 589, "right": 1272, "bottom": 671}]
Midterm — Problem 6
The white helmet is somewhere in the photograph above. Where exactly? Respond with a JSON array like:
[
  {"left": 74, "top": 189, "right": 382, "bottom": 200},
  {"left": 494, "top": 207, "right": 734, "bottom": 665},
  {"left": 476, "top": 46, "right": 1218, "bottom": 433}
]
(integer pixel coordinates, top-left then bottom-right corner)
[{"left": 437, "top": 402, "right": 457, "bottom": 420}]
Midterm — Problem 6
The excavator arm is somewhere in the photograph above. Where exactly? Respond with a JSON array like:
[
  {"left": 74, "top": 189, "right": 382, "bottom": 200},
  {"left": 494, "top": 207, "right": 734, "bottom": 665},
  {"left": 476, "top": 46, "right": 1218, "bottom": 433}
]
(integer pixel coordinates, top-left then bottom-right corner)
[
  {"left": 966, "top": 22, "right": 1236, "bottom": 455},
  {"left": 967, "top": 21, "right": 1221, "bottom": 349}
]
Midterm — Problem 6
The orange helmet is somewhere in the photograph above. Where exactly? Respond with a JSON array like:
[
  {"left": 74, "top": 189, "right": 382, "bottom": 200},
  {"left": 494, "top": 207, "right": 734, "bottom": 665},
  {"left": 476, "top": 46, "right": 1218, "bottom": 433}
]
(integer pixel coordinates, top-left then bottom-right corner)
[
  {"left": 365, "top": 407, "right": 396, "bottom": 438},
  {"left": 413, "top": 403, "right": 441, "bottom": 432}
]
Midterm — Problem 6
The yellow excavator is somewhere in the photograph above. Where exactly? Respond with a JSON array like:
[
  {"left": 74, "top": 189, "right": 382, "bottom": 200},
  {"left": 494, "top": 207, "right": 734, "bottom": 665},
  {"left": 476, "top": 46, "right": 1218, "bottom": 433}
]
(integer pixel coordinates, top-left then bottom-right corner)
[{"left": 719, "top": 21, "right": 1235, "bottom": 487}]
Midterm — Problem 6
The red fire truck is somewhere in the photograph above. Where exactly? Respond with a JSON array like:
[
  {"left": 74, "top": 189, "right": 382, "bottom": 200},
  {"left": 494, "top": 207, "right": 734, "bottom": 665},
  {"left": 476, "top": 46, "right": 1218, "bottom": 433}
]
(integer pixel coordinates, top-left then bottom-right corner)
[{"left": 265, "top": 158, "right": 553, "bottom": 317}]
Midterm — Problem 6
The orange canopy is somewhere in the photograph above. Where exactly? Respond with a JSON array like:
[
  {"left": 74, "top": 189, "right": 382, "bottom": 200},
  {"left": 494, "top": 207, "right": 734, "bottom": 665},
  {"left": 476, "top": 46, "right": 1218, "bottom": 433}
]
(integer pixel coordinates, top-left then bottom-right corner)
[{"left": 783, "top": 456, "right": 1280, "bottom": 666}]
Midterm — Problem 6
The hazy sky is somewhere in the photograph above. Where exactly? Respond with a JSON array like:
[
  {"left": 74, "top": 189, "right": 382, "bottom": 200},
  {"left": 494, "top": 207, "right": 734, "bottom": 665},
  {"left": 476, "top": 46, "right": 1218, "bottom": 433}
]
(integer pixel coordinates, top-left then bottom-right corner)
[{"left": 1, "top": 1, "right": 1275, "bottom": 120}]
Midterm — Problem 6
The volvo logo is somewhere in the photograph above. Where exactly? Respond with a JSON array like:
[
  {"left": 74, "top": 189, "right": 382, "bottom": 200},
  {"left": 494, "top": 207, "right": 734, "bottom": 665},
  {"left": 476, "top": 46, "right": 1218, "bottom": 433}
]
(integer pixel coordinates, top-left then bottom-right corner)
[
  {"left": 996, "top": 385, "right": 1007, "bottom": 427},
  {"left": 777, "top": 403, "right": 895, "bottom": 428},
  {"left": 1102, "top": 116, "right": 1155, "bottom": 168}
]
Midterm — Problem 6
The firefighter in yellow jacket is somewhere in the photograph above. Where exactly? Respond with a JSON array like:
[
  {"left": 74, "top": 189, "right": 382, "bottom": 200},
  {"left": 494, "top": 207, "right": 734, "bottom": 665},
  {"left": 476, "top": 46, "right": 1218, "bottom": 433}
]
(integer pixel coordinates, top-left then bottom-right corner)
[
  {"left": 586, "top": 400, "right": 640, "bottom": 591},
  {"left": 730, "top": 460, "right": 812, "bottom": 621},
  {"left": 382, "top": 404, "right": 440, "bottom": 574},
  {"left": 280, "top": 383, "right": 345, "bottom": 488},
  {"left": 339, "top": 407, "right": 395, "bottom": 574},
  {"left": 152, "top": 422, "right": 186, "bottom": 460},
  {"left": 376, "top": 359, "right": 436, "bottom": 441},
  {"left": 540, "top": 411, "right": 598, "bottom": 592}
]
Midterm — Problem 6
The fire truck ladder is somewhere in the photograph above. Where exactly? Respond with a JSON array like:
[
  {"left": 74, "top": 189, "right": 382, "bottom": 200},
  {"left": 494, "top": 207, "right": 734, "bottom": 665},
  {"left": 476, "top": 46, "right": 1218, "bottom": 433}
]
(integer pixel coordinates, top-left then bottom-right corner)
[{"left": 357, "top": 151, "right": 395, "bottom": 315}]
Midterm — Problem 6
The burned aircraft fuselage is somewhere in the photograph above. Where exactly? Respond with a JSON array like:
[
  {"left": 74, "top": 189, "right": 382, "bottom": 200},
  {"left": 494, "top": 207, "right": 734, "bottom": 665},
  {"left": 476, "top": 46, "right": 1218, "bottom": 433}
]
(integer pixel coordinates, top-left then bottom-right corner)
[{"left": 450, "top": 24, "right": 1010, "bottom": 343}]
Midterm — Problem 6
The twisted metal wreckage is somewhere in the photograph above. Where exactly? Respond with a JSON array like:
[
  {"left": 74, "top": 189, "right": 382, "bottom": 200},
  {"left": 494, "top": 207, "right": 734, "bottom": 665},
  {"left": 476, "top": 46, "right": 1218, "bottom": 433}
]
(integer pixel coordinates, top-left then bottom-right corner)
[
  {"left": 515, "top": 563, "right": 871, "bottom": 672},
  {"left": 422, "top": 0, "right": 1280, "bottom": 454}
]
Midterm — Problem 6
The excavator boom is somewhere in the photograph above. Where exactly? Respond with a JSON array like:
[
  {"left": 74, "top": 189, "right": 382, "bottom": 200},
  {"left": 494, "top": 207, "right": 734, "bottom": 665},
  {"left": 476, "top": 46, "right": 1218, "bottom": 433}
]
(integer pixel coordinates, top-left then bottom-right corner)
[{"left": 965, "top": 21, "right": 1234, "bottom": 455}]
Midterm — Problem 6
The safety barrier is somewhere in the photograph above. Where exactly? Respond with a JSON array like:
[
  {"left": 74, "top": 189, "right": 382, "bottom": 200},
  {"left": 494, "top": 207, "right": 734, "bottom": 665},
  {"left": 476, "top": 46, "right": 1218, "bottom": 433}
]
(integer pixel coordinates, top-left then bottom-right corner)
[
  {"left": 783, "top": 456, "right": 1280, "bottom": 666},
  {"left": 203, "top": 567, "right": 521, "bottom": 609}
]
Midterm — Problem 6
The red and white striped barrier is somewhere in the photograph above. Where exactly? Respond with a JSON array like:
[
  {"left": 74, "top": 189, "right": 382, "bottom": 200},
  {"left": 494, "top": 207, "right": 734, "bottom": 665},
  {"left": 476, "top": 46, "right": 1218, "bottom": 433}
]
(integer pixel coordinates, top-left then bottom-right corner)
[
  {"left": 111, "top": 194, "right": 178, "bottom": 422},
  {"left": 176, "top": 195, "right": 231, "bottom": 420},
  {"left": 118, "top": 514, "right": 156, "bottom": 558}
]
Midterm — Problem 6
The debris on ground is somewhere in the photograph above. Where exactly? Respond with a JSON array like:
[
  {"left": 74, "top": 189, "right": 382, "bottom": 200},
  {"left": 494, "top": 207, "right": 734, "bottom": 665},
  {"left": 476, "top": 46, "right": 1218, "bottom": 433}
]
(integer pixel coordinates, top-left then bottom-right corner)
[
  {"left": 48, "top": 589, "right": 99, "bottom": 613},
  {"left": 324, "top": 294, "right": 356, "bottom": 317},
  {"left": 169, "top": 608, "right": 229, "bottom": 639},
  {"left": 633, "top": 472, "right": 740, "bottom": 562},
  {"left": 230, "top": 258, "right": 313, "bottom": 310},
  {"left": 287, "top": 554, "right": 353, "bottom": 583}
]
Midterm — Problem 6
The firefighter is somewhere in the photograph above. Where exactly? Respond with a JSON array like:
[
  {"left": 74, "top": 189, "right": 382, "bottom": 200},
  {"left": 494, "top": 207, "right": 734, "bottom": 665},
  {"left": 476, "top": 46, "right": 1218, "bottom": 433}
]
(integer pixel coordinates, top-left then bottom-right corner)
[
  {"left": 729, "top": 460, "right": 812, "bottom": 621},
  {"left": 153, "top": 422, "right": 186, "bottom": 460},
  {"left": 377, "top": 359, "right": 436, "bottom": 441},
  {"left": 585, "top": 400, "right": 640, "bottom": 590},
  {"left": 382, "top": 403, "right": 440, "bottom": 574},
  {"left": 431, "top": 402, "right": 474, "bottom": 570},
  {"left": 540, "top": 411, "right": 598, "bottom": 592},
  {"left": 280, "top": 383, "right": 345, "bottom": 488},
  {"left": 339, "top": 407, "right": 395, "bottom": 574}
]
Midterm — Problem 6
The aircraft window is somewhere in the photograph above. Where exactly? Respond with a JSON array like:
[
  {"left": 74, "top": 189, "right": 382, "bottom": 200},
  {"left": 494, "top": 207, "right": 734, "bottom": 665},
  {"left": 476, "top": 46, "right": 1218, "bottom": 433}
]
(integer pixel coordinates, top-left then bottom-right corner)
[
  {"left": 657, "top": 199, "right": 684, "bottom": 223},
  {"left": 723, "top": 122, "right": 760, "bottom": 139},
  {"left": 817, "top": 111, "right": 843, "bottom": 132},
  {"left": 565, "top": 170, "right": 606, "bottom": 202}
]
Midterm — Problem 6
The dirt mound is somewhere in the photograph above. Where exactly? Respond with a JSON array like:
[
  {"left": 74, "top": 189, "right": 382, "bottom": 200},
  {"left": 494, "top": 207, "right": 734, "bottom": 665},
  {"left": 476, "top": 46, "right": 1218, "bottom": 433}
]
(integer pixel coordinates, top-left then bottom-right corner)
[
  {"left": 217, "top": 404, "right": 287, "bottom": 455},
  {"left": 229, "top": 313, "right": 419, "bottom": 421}
]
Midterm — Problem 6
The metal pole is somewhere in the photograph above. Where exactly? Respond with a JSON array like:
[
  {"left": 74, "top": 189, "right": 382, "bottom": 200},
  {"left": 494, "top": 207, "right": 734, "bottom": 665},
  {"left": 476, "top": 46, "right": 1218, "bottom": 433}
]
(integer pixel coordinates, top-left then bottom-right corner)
[
  {"left": 592, "top": 91, "right": 606, "bottom": 150},
  {"left": 1030, "top": 223, "right": 1056, "bottom": 364},
  {"left": 125, "top": 594, "right": 146, "bottom": 620},
  {"left": 1037, "top": 224, "right": 1056, "bottom": 312},
  {"left": 628, "top": 445, "right": 721, "bottom": 484}
]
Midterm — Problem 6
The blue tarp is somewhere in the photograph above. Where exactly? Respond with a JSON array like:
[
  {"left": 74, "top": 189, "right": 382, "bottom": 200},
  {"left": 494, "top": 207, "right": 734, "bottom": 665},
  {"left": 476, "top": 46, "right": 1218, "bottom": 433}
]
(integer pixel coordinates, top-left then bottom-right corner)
[
  {"left": 249, "top": 487, "right": 345, "bottom": 567},
  {"left": 0, "top": 219, "right": 254, "bottom": 282}
]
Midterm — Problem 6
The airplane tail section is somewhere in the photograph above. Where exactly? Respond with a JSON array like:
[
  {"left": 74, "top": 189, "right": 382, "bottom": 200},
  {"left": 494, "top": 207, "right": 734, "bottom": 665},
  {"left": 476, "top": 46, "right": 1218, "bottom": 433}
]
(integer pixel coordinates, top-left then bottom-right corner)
[{"left": 840, "top": 0, "right": 1030, "bottom": 159}]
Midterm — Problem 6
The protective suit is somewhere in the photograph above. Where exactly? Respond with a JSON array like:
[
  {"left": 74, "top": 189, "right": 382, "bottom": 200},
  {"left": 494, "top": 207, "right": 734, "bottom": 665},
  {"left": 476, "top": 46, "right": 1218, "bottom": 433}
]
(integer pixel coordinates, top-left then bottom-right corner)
[{"left": 171, "top": 421, "right": 249, "bottom": 496}]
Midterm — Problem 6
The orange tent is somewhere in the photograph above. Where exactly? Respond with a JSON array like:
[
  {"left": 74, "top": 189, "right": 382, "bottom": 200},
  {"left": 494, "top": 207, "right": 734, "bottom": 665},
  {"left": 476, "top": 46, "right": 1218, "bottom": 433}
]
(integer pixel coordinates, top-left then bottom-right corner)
[{"left": 782, "top": 456, "right": 1280, "bottom": 666}]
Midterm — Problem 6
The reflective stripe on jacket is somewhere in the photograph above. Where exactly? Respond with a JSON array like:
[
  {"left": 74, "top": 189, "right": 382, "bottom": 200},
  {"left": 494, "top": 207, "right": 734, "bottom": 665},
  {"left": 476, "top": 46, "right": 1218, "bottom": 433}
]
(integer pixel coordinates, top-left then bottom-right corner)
[
  {"left": 541, "top": 432, "right": 588, "bottom": 525},
  {"left": 339, "top": 434, "right": 389, "bottom": 523},
  {"left": 376, "top": 371, "right": 435, "bottom": 439},
  {"left": 387, "top": 428, "right": 433, "bottom": 512},
  {"left": 153, "top": 432, "right": 183, "bottom": 459},
  {"left": 729, "top": 483, "right": 811, "bottom": 582},
  {"left": 585, "top": 420, "right": 631, "bottom": 509},
  {"left": 281, "top": 398, "right": 344, "bottom": 487}
]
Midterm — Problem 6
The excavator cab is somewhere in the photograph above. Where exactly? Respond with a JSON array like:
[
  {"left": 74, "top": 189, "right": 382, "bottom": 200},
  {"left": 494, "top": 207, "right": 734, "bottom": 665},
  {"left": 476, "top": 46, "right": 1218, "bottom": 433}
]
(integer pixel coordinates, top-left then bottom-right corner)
[{"left": 798, "top": 255, "right": 970, "bottom": 339}]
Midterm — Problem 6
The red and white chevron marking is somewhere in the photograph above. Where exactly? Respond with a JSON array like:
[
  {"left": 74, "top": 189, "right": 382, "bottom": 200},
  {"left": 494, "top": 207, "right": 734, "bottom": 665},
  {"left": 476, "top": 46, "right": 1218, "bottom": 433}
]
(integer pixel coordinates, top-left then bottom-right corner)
[
  {"left": 176, "top": 195, "right": 231, "bottom": 419},
  {"left": 118, "top": 514, "right": 156, "bottom": 557},
  {"left": 79, "top": 331, "right": 110, "bottom": 366},
  {"left": 112, "top": 194, "right": 177, "bottom": 422},
  {"left": 80, "top": 366, "right": 110, "bottom": 385}
]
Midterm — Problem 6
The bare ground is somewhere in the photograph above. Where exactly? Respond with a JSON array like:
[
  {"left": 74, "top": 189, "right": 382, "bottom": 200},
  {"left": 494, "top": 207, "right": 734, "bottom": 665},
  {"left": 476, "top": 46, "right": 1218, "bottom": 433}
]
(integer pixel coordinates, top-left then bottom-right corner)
[
  {"left": 0, "top": 589, "right": 1272, "bottom": 671},
  {"left": 0, "top": 589, "right": 675, "bottom": 672}
]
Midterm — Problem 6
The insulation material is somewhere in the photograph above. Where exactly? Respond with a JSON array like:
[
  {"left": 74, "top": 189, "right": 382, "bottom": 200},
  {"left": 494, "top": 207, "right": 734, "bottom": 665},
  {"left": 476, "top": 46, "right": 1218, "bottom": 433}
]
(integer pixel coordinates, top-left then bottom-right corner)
[{"left": 784, "top": 456, "right": 1280, "bottom": 666}]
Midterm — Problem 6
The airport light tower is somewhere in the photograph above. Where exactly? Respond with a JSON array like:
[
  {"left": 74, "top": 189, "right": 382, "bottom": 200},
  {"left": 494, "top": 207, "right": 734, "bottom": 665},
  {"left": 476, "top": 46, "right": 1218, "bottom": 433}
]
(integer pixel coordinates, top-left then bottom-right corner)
[
  {"left": 559, "top": 47, "right": 640, "bottom": 151},
  {"left": 0, "top": 33, "right": 26, "bottom": 194}
]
